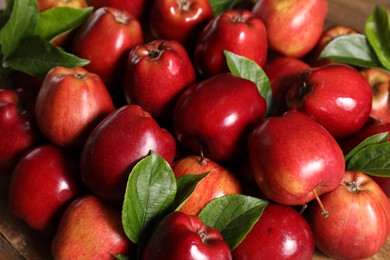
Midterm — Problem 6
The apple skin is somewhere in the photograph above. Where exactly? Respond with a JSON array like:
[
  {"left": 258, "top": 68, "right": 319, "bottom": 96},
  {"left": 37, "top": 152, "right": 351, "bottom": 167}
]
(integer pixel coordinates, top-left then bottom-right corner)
[
  {"left": 149, "top": 0, "right": 214, "bottom": 49},
  {"left": 52, "top": 194, "right": 135, "bottom": 259},
  {"left": 80, "top": 104, "right": 177, "bottom": 205},
  {"left": 287, "top": 64, "right": 373, "bottom": 139},
  {"left": 72, "top": 7, "right": 143, "bottom": 89},
  {"left": 194, "top": 9, "right": 267, "bottom": 78},
  {"left": 232, "top": 203, "right": 314, "bottom": 260},
  {"left": 306, "top": 171, "right": 390, "bottom": 259},
  {"left": 172, "top": 155, "right": 242, "bottom": 215},
  {"left": 88, "top": 0, "right": 148, "bottom": 21},
  {"left": 173, "top": 73, "right": 267, "bottom": 163},
  {"left": 248, "top": 110, "right": 346, "bottom": 205},
  {"left": 35, "top": 66, "right": 115, "bottom": 149},
  {"left": 8, "top": 144, "right": 83, "bottom": 234},
  {"left": 252, "top": 0, "right": 328, "bottom": 58},
  {"left": 124, "top": 39, "right": 196, "bottom": 124},
  {"left": 143, "top": 211, "right": 232, "bottom": 260}
]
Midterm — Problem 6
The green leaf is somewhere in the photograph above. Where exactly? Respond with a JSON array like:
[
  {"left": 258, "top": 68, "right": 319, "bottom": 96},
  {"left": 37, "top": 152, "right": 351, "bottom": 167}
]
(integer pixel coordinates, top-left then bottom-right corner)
[
  {"left": 0, "top": 0, "right": 38, "bottom": 56},
  {"left": 346, "top": 142, "right": 390, "bottom": 177},
  {"left": 365, "top": 5, "right": 390, "bottom": 70},
  {"left": 208, "top": 0, "right": 241, "bottom": 15},
  {"left": 319, "top": 34, "right": 389, "bottom": 72},
  {"left": 34, "top": 6, "right": 93, "bottom": 42},
  {"left": 122, "top": 151, "right": 177, "bottom": 245},
  {"left": 0, "top": 0, "right": 15, "bottom": 28},
  {"left": 344, "top": 132, "right": 389, "bottom": 162},
  {"left": 113, "top": 254, "right": 130, "bottom": 260},
  {"left": 174, "top": 172, "right": 209, "bottom": 211},
  {"left": 3, "top": 36, "right": 89, "bottom": 78},
  {"left": 198, "top": 194, "right": 269, "bottom": 250},
  {"left": 224, "top": 50, "right": 273, "bottom": 115}
]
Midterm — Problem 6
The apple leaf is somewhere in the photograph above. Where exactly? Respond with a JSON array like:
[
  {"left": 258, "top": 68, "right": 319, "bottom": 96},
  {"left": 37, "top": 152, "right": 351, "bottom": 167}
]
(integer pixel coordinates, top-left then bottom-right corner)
[
  {"left": 174, "top": 172, "right": 209, "bottom": 211},
  {"left": 122, "top": 151, "right": 177, "bottom": 245},
  {"left": 365, "top": 5, "right": 390, "bottom": 71},
  {"left": 34, "top": 6, "right": 93, "bottom": 42},
  {"left": 198, "top": 194, "right": 269, "bottom": 250},
  {"left": 344, "top": 132, "right": 389, "bottom": 162},
  {"left": 208, "top": 0, "right": 242, "bottom": 15},
  {"left": 2, "top": 36, "right": 89, "bottom": 78},
  {"left": 224, "top": 50, "right": 273, "bottom": 115},
  {"left": 0, "top": 0, "right": 38, "bottom": 56}
]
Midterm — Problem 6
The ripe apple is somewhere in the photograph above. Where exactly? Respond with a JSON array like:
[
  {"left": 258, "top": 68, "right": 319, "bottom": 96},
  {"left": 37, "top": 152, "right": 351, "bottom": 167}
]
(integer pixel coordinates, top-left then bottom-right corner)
[
  {"left": 80, "top": 104, "right": 177, "bottom": 205},
  {"left": 52, "top": 194, "right": 135, "bottom": 259},
  {"left": 72, "top": 7, "right": 143, "bottom": 90},
  {"left": 8, "top": 144, "right": 83, "bottom": 234},
  {"left": 287, "top": 64, "right": 373, "bottom": 139},
  {"left": 306, "top": 171, "right": 390, "bottom": 259},
  {"left": 252, "top": 0, "right": 328, "bottom": 58},
  {"left": 248, "top": 110, "right": 345, "bottom": 206},
  {"left": 88, "top": 0, "right": 148, "bottom": 21},
  {"left": 172, "top": 155, "right": 242, "bottom": 215},
  {"left": 232, "top": 203, "right": 314, "bottom": 260},
  {"left": 173, "top": 73, "right": 267, "bottom": 163},
  {"left": 143, "top": 211, "right": 232, "bottom": 260},
  {"left": 194, "top": 9, "right": 267, "bottom": 78},
  {"left": 149, "top": 0, "right": 214, "bottom": 49},
  {"left": 124, "top": 39, "right": 196, "bottom": 125}
]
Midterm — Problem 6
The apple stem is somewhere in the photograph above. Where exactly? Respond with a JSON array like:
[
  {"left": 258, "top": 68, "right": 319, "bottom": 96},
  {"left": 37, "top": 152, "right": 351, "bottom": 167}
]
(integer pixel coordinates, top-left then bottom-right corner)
[
  {"left": 312, "top": 189, "right": 329, "bottom": 218},
  {"left": 199, "top": 146, "right": 207, "bottom": 166},
  {"left": 299, "top": 204, "right": 308, "bottom": 215}
]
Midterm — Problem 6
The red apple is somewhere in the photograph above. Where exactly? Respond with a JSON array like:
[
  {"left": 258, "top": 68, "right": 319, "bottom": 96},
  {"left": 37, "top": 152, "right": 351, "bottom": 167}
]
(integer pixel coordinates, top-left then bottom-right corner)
[
  {"left": 88, "top": 0, "right": 148, "bottom": 21},
  {"left": 8, "top": 144, "right": 83, "bottom": 234},
  {"left": 252, "top": 0, "right": 328, "bottom": 58},
  {"left": 172, "top": 155, "right": 242, "bottom": 215},
  {"left": 36, "top": 0, "right": 88, "bottom": 12},
  {"left": 287, "top": 64, "right": 373, "bottom": 139},
  {"left": 194, "top": 9, "right": 267, "bottom": 78},
  {"left": 173, "top": 73, "right": 267, "bottom": 163},
  {"left": 306, "top": 171, "right": 390, "bottom": 259},
  {"left": 149, "top": 0, "right": 214, "bottom": 49},
  {"left": 232, "top": 203, "right": 314, "bottom": 260},
  {"left": 52, "top": 194, "right": 135, "bottom": 259},
  {"left": 124, "top": 39, "right": 196, "bottom": 124},
  {"left": 143, "top": 211, "right": 232, "bottom": 260},
  {"left": 248, "top": 110, "right": 346, "bottom": 206},
  {"left": 72, "top": 7, "right": 143, "bottom": 89},
  {"left": 35, "top": 66, "right": 115, "bottom": 149},
  {"left": 80, "top": 104, "right": 177, "bottom": 205}
]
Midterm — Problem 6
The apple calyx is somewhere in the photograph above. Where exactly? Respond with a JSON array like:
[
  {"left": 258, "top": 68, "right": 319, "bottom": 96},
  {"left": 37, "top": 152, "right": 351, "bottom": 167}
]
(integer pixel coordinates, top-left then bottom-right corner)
[
  {"left": 148, "top": 49, "right": 162, "bottom": 60},
  {"left": 312, "top": 189, "right": 329, "bottom": 218},
  {"left": 112, "top": 10, "right": 130, "bottom": 25},
  {"left": 178, "top": 0, "right": 192, "bottom": 12},
  {"left": 344, "top": 181, "right": 360, "bottom": 193},
  {"left": 74, "top": 73, "right": 86, "bottom": 80}
]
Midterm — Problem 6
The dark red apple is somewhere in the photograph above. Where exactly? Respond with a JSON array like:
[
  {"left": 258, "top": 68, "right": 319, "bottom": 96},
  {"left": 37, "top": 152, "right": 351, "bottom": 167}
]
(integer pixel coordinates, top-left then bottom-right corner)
[
  {"left": 80, "top": 104, "right": 177, "bottom": 205},
  {"left": 88, "top": 0, "right": 148, "bottom": 21},
  {"left": 143, "top": 211, "right": 232, "bottom": 260},
  {"left": 8, "top": 144, "right": 83, "bottom": 234},
  {"left": 173, "top": 72, "right": 267, "bottom": 163},
  {"left": 232, "top": 203, "right": 314, "bottom": 260}
]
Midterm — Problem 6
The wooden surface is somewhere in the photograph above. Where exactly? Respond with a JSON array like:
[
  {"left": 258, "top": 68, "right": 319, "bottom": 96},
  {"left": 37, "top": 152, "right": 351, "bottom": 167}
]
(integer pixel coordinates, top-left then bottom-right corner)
[{"left": 1, "top": 1, "right": 390, "bottom": 259}]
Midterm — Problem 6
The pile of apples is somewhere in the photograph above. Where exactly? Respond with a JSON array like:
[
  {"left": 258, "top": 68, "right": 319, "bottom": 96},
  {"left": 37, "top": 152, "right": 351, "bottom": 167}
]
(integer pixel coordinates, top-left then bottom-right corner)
[{"left": 2, "top": 0, "right": 390, "bottom": 259}]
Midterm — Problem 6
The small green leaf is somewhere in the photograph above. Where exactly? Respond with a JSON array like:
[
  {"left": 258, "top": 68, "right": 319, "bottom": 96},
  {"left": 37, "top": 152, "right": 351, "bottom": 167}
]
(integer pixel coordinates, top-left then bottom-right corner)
[
  {"left": 0, "top": 0, "right": 39, "bottom": 56},
  {"left": 198, "top": 194, "right": 269, "bottom": 250},
  {"left": 174, "top": 172, "right": 209, "bottom": 211},
  {"left": 224, "top": 50, "right": 273, "bottom": 115},
  {"left": 344, "top": 132, "right": 389, "bottom": 162},
  {"left": 208, "top": 0, "right": 241, "bottom": 15},
  {"left": 365, "top": 5, "right": 390, "bottom": 70},
  {"left": 3, "top": 36, "right": 89, "bottom": 78},
  {"left": 319, "top": 34, "right": 389, "bottom": 72},
  {"left": 122, "top": 151, "right": 177, "bottom": 245},
  {"left": 113, "top": 254, "right": 130, "bottom": 260},
  {"left": 34, "top": 6, "right": 93, "bottom": 42}
]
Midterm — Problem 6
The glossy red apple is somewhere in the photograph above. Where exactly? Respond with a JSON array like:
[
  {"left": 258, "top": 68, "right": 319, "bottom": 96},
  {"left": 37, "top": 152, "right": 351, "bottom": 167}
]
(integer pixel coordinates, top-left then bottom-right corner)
[
  {"left": 194, "top": 9, "right": 267, "bottom": 78},
  {"left": 172, "top": 155, "right": 242, "bottom": 215},
  {"left": 149, "top": 0, "right": 214, "bottom": 49},
  {"left": 124, "top": 39, "right": 196, "bottom": 124},
  {"left": 232, "top": 203, "right": 314, "bottom": 260},
  {"left": 88, "top": 0, "right": 148, "bottom": 21},
  {"left": 306, "top": 171, "right": 390, "bottom": 259},
  {"left": 8, "top": 144, "right": 83, "bottom": 234},
  {"left": 80, "top": 104, "right": 177, "bottom": 205},
  {"left": 248, "top": 110, "right": 345, "bottom": 206},
  {"left": 35, "top": 66, "right": 115, "bottom": 149},
  {"left": 52, "top": 194, "right": 135, "bottom": 259},
  {"left": 72, "top": 7, "right": 143, "bottom": 89},
  {"left": 173, "top": 73, "right": 267, "bottom": 163},
  {"left": 252, "top": 0, "right": 328, "bottom": 58},
  {"left": 143, "top": 211, "right": 232, "bottom": 260},
  {"left": 287, "top": 64, "right": 373, "bottom": 139}
]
